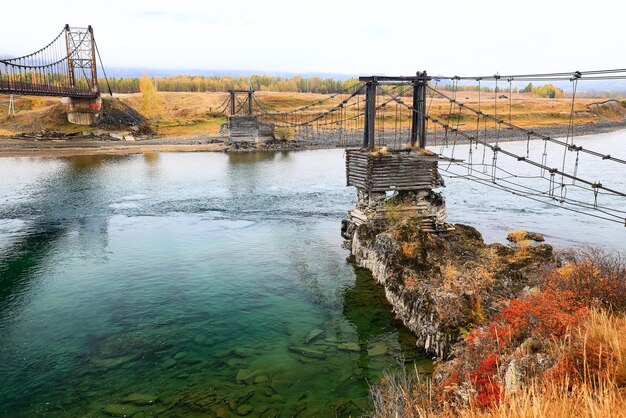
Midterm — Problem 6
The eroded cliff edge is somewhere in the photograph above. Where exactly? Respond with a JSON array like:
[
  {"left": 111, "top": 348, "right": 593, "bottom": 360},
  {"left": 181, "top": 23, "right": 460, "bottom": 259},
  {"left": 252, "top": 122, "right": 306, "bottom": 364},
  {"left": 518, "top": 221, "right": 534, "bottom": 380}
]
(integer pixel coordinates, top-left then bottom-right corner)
[{"left": 342, "top": 217, "right": 555, "bottom": 359}]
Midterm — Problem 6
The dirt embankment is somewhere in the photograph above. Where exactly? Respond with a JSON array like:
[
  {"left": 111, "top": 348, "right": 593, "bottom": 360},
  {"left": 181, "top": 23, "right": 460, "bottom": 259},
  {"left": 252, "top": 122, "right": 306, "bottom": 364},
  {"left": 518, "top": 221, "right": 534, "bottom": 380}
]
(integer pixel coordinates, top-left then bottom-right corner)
[{"left": 1, "top": 91, "right": 626, "bottom": 157}]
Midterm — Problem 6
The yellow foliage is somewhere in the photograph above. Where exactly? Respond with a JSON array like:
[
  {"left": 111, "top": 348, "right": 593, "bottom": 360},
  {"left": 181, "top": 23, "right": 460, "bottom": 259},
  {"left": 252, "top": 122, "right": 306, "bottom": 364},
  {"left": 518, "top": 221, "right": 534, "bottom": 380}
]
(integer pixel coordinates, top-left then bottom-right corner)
[
  {"left": 274, "top": 126, "right": 295, "bottom": 141},
  {"left": 139, "top": 73, "right": 163, "bottom": 119},
  {"left": 507, "top": 229, "right": 527, "bottom": 243},
  {"left": 468, "top": 298, "right": 486, "bottom": 324},
  {"left": 441, "top": 264, "right": 460, "bottom": 291},
  {"left": 513, "top": 239, "right": 533, "bottom": 260},
  {"left": 532, "top": 84, "right": 564, "bottom": 99},
  {"left": 31, "top": 97, "right": 45, "bottom": 110}
]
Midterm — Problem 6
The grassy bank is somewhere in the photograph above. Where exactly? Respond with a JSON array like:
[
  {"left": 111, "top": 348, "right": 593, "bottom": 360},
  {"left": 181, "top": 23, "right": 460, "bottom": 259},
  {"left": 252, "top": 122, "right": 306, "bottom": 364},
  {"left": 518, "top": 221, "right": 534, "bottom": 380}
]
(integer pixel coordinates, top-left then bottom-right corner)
[{"left": 370, "top": 246, "right": 626, "bottom": 417}]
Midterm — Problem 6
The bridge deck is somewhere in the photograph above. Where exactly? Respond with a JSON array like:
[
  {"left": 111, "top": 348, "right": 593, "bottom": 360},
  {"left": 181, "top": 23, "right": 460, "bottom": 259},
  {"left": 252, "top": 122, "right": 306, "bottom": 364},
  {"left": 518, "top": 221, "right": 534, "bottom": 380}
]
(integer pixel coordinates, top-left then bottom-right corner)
[{"left": 0, "top": 83, "right": 99, "bottom": 99}]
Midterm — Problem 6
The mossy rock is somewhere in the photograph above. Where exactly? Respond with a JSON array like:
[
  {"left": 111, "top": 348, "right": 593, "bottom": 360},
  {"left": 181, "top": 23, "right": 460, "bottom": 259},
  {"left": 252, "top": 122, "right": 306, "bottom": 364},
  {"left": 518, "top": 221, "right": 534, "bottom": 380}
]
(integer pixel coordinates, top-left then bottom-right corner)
[
  {"left": 122, "top": 392, "right": 159, "bottom": 405},
  {"left": 102, "top": 404, "right": 140, "bottom": 417}
]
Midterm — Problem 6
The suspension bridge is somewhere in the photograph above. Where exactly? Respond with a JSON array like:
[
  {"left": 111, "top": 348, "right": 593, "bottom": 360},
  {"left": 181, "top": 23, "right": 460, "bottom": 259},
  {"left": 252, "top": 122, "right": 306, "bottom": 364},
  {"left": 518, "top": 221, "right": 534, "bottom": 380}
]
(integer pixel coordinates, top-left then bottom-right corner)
[
  {"left": 211, "top": 71, "right": 626, "bottom": 228},
  {"left": 1, "top": 26, "right": 625, "bottom": 227},
  {"left": 0, "top": 24, "right": 109, "bottom": 124}
]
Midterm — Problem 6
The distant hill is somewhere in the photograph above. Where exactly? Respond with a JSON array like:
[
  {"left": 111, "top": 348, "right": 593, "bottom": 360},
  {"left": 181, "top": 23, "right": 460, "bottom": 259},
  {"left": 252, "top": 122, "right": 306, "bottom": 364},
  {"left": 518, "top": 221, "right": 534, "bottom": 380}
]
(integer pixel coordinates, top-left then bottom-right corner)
[{"left": 104, "top": 67, "right": 357, "bottom": 80}]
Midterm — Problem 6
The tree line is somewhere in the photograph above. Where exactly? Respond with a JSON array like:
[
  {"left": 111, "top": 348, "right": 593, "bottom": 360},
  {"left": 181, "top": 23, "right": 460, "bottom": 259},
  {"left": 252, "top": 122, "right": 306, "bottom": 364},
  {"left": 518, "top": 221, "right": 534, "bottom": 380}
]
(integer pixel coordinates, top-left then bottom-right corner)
[
  {"left": 98, "top": 74, "right": 566, "bottom": 99},
  {"left": 98, "top": 74, "right": 360, "bottom": 94}
]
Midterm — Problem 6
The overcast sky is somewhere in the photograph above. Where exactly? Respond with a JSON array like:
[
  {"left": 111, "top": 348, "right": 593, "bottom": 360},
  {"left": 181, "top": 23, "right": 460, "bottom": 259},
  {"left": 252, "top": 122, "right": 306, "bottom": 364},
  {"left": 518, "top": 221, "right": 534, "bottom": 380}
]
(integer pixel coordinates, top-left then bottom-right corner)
[{"left": 1, "top": 0, "right": 623, "bottom": 77}]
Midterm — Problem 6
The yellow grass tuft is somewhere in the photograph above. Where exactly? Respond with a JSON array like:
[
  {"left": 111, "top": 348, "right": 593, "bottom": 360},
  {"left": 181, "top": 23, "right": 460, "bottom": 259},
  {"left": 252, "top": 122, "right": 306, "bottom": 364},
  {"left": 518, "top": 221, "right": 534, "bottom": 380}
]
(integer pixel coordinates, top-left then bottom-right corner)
[
  {"left": 507, "top": 229, "right": 527, "bottom": 243},
  {"left": 369, "top": 146, "right": 389, "bottom": 156}
]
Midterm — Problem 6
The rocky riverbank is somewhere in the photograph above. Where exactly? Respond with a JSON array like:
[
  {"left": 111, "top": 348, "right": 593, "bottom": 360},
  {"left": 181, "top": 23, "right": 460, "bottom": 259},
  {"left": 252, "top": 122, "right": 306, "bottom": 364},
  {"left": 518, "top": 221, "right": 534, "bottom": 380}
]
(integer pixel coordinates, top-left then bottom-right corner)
[{"left": 343, "top": 215, "right": 555, "bottom": 359}]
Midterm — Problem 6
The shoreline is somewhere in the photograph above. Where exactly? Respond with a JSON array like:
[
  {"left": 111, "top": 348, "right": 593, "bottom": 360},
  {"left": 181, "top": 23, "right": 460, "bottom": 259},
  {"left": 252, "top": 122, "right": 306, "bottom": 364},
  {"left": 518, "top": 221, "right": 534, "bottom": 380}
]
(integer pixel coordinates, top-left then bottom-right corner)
[{"left": 0, "top": 120, "right": 624, "bottom": 158}]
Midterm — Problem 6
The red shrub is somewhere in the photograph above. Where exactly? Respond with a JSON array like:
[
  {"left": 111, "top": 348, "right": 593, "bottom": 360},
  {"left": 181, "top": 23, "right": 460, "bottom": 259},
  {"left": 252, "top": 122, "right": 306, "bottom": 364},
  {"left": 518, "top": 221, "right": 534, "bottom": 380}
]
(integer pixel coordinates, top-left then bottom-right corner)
[
  {"left": 499, "top": 289, "right": 587, "bottom": 343},
  {"left": 459, "top": 288, "right": 587, "bottom": 409},
  {"left": 470, "top": 352, "right": 502, "bottom": 409},
  {"left": 434, "top": 253, "right": 623, "bottom": 410}
]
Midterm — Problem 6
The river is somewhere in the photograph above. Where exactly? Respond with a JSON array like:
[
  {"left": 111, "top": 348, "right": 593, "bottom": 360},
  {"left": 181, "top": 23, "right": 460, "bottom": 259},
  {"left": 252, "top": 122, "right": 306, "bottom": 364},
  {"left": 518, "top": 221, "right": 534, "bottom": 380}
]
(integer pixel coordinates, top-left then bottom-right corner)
[{"left": 0, "top": 131, "right": 624, "bottom": 417}]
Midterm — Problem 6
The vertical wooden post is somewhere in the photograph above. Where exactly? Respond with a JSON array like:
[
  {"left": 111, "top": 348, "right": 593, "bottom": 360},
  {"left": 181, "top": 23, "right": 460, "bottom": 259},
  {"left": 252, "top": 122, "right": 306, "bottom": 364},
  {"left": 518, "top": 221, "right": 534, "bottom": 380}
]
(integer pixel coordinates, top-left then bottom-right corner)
[
  {"left": 363, "top": 80, "right": 377, "bottom": 150},
  {"left": 410, "top": 72, "right": 428, "bottom": 148},
  {"left": 410, "top": 80, "right": 419, "bottom": 147},
  {"left": 418, "top": 71, "right": 428, "bottom": 148},
  {"left": 247, "top": 90, "right": 253, "bottom": 115},
  {"left": 229, "top": 90, "right": 236, "bottom": 116}
]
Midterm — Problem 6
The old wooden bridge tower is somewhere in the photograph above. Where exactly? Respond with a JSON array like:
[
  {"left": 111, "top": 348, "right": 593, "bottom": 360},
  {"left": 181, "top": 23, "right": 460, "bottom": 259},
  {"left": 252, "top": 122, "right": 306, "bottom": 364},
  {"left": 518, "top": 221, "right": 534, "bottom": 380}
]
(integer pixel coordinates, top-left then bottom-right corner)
[
  {"left": 226, "top": 89, "right": 275, "bottom": 142},
  {"left": 342, "top": 72, "right": 450, "bottom": 244}
]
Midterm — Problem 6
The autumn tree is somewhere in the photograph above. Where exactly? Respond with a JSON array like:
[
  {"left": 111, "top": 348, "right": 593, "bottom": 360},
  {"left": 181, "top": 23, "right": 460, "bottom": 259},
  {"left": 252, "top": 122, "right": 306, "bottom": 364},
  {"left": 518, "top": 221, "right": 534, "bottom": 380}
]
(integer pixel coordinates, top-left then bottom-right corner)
[
  {"left": 139, "top": 73, "right": 163, "bottom": 118},
  {"left": 532, "top": 84, "right": 564, "bottom": 99}
]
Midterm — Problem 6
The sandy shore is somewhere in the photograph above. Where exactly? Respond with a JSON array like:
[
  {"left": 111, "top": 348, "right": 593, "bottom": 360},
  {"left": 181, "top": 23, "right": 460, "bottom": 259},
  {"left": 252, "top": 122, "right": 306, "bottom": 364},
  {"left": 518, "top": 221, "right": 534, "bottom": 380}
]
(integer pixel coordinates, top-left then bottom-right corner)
[{"left": 1, "top": 120, "right": 624, "bottom": 158}]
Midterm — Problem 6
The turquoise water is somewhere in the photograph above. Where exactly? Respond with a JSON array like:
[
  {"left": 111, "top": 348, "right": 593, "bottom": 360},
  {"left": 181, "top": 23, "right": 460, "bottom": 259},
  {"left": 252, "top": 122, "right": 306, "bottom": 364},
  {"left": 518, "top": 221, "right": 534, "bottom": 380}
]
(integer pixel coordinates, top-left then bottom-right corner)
[{"left": 0, "top": 151, "right": 424, "bottom": 417}]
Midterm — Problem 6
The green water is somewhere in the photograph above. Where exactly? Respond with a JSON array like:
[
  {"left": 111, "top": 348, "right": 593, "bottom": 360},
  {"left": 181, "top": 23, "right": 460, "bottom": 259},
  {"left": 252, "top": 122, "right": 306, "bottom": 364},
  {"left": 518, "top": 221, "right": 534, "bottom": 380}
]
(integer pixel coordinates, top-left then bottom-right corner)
[{"left": 0, "top": 151, "right": 427, "bottom": 417}]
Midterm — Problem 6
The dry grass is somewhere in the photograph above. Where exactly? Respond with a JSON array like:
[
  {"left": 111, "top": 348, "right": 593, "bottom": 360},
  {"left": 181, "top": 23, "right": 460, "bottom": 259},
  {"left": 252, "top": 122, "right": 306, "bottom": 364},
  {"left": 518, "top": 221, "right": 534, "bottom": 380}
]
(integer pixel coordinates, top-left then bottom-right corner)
[
  {"left": 507, "top": 229, "right": 528, "bottom": 243},
  {"left": 369, "top": 146, "right": 389, "bottom": 156},
  {"left": 0, "top": 97, "right": 88, "bottom": 135},
  {"left": 370, "top": 309, "right": 626, "bottom": 418},
  {"left": 0, "top": 90, "right": 622, "bottom": 136}
]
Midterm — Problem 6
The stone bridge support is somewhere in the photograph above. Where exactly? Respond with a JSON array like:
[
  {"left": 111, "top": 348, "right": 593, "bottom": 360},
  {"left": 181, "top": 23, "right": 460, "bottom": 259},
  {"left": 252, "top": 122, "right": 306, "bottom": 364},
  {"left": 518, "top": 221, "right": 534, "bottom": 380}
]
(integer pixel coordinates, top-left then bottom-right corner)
[{"left": 67, "top": 96, "right": 102, "bottom": 125}]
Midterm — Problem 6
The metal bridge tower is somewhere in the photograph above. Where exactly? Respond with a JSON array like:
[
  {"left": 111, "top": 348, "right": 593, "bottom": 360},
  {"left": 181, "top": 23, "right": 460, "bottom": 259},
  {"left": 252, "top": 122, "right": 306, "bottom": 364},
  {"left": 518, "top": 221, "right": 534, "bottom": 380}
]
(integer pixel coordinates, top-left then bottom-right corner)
[{"left": 65, "top": 25, "right": 102, "bottom": 125}]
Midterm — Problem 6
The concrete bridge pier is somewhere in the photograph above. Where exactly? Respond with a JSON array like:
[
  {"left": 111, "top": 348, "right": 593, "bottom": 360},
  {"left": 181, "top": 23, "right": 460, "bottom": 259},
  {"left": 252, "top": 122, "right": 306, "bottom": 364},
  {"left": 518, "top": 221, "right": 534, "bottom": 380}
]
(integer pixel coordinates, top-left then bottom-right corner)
[{"left": 66, "top": 96, "right": 102, "bottom": 125}]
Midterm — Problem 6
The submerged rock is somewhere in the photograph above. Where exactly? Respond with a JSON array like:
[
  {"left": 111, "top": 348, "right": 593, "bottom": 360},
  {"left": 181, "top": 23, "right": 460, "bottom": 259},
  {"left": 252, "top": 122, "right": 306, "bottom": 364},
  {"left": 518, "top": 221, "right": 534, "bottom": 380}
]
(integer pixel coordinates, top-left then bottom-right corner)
[
  {"left": 235, "top": 369, "right": 258, "bottom": 384},
  {"left": 102, "top": 404, "right": 140, "bottom": 417},
  {"left": 337, "top": 343, "right": 360, "bottom": 352},
  {"left": 254, "top": 375, "right": 269, "bottom": 384},
  {"left": 367, "top": 344, "right": 388, "bottom": 357},
  {"left": 262, "top": 408, "right": 281, "bottom": 418},
  {"left": 233, "top": 348, "right": 253, "bottom": 358},
  {"left": 305, "top": 329, "right": 325, "bottom": 344},
  {"left": 237, "top": 404, "right": 253, "bottom": 415},
  {"left": 288, "top": 346, "right": 327, "bottom": 359},
  {"left": 193, "top": 335, "right": 208, "bottom": 345},
  {"left": 122, "top": 392, "right": 159, "bottom": 405},
  {"left": 215, "top": 406, "right": 231, "bottom": 418},
  {"left": 93, "top": 354, "right": 138, "bottom": 370},
  {"left": 162, "top": 358, "right": 177, "bottom": 369}
]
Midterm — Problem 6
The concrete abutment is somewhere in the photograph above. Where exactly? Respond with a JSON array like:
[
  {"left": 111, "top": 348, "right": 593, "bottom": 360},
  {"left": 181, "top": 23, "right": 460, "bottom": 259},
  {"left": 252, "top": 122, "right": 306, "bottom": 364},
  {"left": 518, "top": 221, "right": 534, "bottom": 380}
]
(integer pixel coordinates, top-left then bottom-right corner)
[{"left": 66, "top": 96, "right": 102, "bottom": 125}]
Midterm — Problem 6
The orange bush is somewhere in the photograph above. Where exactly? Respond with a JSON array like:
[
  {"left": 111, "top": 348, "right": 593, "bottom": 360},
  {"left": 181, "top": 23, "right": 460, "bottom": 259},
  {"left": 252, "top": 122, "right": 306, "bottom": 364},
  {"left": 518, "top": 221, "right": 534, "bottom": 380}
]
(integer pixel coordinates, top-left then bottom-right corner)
[
  {"left": 449, "top": 284, "right": 587, "bottom": 409},
  {"left": 543, "top": 253, "right": 626, "bottom": 312},
  {"left": 373, "top": 252, "right": 626, "bottom": 416}
]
